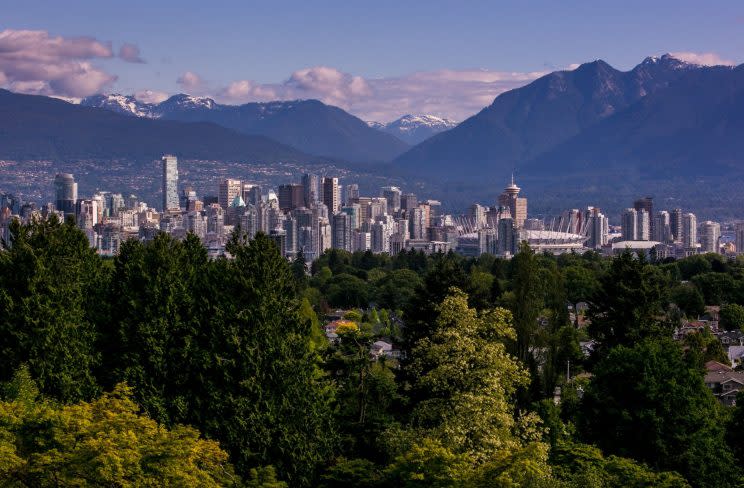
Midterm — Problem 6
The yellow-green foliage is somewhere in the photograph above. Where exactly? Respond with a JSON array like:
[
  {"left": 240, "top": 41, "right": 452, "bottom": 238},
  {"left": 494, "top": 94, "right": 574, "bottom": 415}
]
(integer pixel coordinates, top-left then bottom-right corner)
[{"left": 0, "top": 370, "right": 239, "bottom": 487}]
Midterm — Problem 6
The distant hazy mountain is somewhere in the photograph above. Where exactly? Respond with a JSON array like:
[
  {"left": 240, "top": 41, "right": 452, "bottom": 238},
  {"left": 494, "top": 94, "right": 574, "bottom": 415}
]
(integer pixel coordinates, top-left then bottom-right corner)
[
  {"left": 0, "top": 89, "right": 311, "bottom": 163},
  {"left": 82, "top": 94, "right": 409, "bottom": 163},
  {"left": 395, "top": 54, "right": 702, "bottom": 178},
  {"left": 369, "top": 115, "right": 458, "bottom": 144}
]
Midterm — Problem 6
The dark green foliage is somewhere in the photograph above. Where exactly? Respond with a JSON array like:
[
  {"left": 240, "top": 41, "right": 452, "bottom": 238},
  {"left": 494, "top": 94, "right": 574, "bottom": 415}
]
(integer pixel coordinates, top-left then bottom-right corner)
[
  {"left": 325, "top": 273, "right": 370, "bottom": 308},
  {"left": 102, "top": 232, "right": 208, "bottom": 423},
  {"left": 373, "top": 269, "right": 422, "bottom": 311},
  {"left": 195, "top": 233, "right": 337, "bottom": 485},
  {"left": 510, "top": 242, "right": 543, "bottom": 366},
  {"left": 719, "top": 303, "right": 744, "bottom": 331},
  {"left": 325, "top": 326, "right": 402, "bottom": 460},
  {"left": 0, "top": 217, "right": 103, "bottom": 403},
  {"left": 587, "top": 251, "right": 670, "bottom": 354},
  {"left": 102, "top": 232, "right": 336, "bottom": 486},
  {"left": 670, "top": 283, "right": 706, "bottom": 318},
  {"left": 691, "top": 272, "right": 737, "bottom": 305},
  {"left": 580, "top": 339, "right": 737, "bottom": 486}
]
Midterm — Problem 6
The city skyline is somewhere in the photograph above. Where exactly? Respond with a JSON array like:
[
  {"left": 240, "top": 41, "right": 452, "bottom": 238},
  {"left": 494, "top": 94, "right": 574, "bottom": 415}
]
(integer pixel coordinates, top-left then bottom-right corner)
[{"left": 3, "top": 162, "right": 734, "bottom": 261}]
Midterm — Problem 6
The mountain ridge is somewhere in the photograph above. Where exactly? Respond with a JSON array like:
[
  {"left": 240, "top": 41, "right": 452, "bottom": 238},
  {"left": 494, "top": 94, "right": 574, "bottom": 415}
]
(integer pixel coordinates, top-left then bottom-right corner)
[
  {"left": 367, "top": 114, "right": 459, "bottom": 145},
  {"left": 82, "top": 94, "right": 409, "bottom": 163},
  {"left": 393, "top": 53, "right": 706, "bottom": 179}
]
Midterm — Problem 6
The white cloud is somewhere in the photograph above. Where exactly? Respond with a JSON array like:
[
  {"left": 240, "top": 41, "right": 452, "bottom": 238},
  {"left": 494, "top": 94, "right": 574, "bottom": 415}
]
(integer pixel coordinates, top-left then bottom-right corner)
[
  {"left": 0, "top": 29, "right": 116, "bottom": 98},
  {"left": 134, "top": 89, "right": 168, "bottom": 104},
  {"left": 669, "top": 51, "right": 736, "bottom": 66},
  {"left": 119, "top": 43, "right": 145, "bottom": 63},
  {"left": 176, "top": 71, "right": 207, "bottom": 93},
  {"left": 212, "top": 66, "right": 546, "bottom": 122}
]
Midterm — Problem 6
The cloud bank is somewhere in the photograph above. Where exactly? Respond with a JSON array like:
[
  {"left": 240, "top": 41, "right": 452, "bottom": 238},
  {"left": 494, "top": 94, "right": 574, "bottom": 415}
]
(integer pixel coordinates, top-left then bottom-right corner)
[
  {"left": 202, "top": 66, "right": 546, "bottom": 122},
  {"left": 0, "top": 29, "right": 143, "bottom": 98}
]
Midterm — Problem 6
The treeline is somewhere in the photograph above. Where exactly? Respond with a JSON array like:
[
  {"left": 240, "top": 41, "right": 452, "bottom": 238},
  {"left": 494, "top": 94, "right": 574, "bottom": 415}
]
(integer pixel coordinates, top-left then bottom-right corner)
[{"left": 2, "top": 216, "right": 744, "bottom": 486}]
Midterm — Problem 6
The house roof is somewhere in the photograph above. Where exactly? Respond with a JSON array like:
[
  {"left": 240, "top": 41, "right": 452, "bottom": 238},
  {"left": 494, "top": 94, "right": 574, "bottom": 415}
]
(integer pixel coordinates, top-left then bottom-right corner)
[
  {"left": 705, "top": 370, "right": 744, "bottom": 385},
  {"left": 705, "top": 360, "right": 732, "bottom": 372}
]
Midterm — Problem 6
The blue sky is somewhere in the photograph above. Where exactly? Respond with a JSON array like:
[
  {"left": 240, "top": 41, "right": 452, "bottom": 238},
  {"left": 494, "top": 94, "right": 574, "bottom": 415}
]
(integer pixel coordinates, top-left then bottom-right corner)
[{"left": 2, "top": 0, "right": 743, "bottom": 120}]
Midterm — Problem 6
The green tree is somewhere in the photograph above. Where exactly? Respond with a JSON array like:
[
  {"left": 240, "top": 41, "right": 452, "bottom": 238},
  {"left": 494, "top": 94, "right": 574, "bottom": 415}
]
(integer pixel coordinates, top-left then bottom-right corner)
[
  {"left": 719, "top": 303, "right": 744, "bottom": 331},
  {"left": 509, "top": 242, "right": 544, "bottom": 366},
  {"left": 691, "top": 272, "right": 737, "bottom": 305},
  {"left": 374, "top": 269, "right": 422, "bottom": 311},
  {"left": 580, "top": 339, "right": 737, "bottom": 486},
  {"left": 383, "top": 438, "right": 474, "bottom": 488},
  {"left": 404, "top": 288, "right": 550, "bottom": 478},
  {"left": 0, "top": 369, "right": 240, "bottom": 487},
  {"left": 586, "top": 252, "right": 669, "bottom": 354},
  {"left": 320, "top": 458, "right": 383, "bottom": 488},
  {"left": 550, "top": 441, "right": 690, "bottom": 488},
  {"left": 200, "top": 233, "right": 338, "bottom": 485},
  {"left": 291, "top": 248, "right": 309, "bottom": 289},
  {"left": 670, "top": 283, "right": 705, "bottom": 318},
  {"left": 0, "top": 216, "right": 103, "bottom": 403},
  {"left": 326, "top": 324, "right": 401, "bottom": 460},
  {"left": 564, "top": 266, "right": 600, "bottom": 314},
  {"left": 102, "top": 232, "right": 207, "bottom": 424},
  {"left": 326, "top": 273, "right": 370, "bottom": 308}
]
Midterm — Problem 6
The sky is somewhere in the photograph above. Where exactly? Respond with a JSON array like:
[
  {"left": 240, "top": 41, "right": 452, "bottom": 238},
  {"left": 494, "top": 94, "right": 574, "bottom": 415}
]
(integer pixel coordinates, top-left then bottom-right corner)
[{"left": 2, "top": 0, "right": 743, "bottom": 121}]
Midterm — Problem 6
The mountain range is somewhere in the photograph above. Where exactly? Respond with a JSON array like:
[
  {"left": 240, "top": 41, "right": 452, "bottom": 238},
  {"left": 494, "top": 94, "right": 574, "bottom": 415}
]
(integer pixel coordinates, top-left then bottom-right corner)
[
  {"left": 367, "top": 115, "right": 458, "bottom": 145},
  {"left": 3, "top": 53, "right": 744, "bottom": 216},
  {"left": 394, "top": 54, "right": 714, "bottom": 179},
  {"left": 81, "top": 94, "right": 409, "bottom": 162},
  {"left": 0, "top": 89, "right": 312, "bottom": 163}
]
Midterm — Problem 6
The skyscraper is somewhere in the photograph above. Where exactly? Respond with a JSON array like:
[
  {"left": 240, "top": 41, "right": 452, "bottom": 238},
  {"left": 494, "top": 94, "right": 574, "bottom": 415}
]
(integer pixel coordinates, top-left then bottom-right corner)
[
  {"left": 636, "top": 209, "right": 650, "bottom": 241},
  {"left": 682, "top": 213, "right": 697, "bottom": 250},
  {"left": 219, "top": 179, "right": 242, "bottom": 209},
  {"left": 736, "top": 223, "right": 744, "bottom": 255},
  {"left": 401, "top": 193, "right": 418, "bottom": 212},
  {"left": 497, "top": 176, "right": 527, "bottom": 229},
  {"left": 161, "top": 155, "right": 179, "bottom": 211},
  {"left": 332, "top": 212, "right": 352, "bottom": 251},
  {"left": 670, "top": 208, "right": 683, "bottom": 242},
  {"left": 277, "top": 184, "right": 304, "bottom": 212},
  {"left": 302, "top": 173, "right": 319, "bottom": 207},
  {"left": 345, "top": 184, "right": 360, "bottom": 205},
  {"left": 653, "top": 211, "right": 671, "bottom": 243},
  {"left": 633, "top": 197, "right": 653, "bottom": 235},
  {"left": 586, "top": 207, "right": 608, "bottom": 249},
  {"left": 381, "top": 186, "right": 402, "bottom": 214},
  {"left": 621, "top": 208, "right": 638, "bottom": 240},
  {"left": 54, "top": 173, "right": 78, "bottom": 216},
  {"left": 322, "top": 177, "right": 340, "bottom": 213},
  {"left": 699, "top": 221, "right": 721, "bottom": 254}
]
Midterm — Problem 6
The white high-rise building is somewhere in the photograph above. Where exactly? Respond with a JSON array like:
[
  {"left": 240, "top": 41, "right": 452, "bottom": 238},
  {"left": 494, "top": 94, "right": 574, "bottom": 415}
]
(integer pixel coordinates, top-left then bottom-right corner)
[
  {"left": 653, "top": 211, "right": 671, "bottom": 243},
  {"left": 161, "top": 155, "right": 179, "bottom": 211},
  {"left": 699, "top": 221, "right": 721, "bottom": 254},
  {"left": 682, "top": 213, "right": 697, "bottom": 250},
  {"left": 586, "top": 208, "right": 608, "bottom": 249},
  {"left": 621, "top": 208, "right": 637, "bottom": 241},
  {"left": 636, "top": 209, "right": 650, "bottom": 241}
]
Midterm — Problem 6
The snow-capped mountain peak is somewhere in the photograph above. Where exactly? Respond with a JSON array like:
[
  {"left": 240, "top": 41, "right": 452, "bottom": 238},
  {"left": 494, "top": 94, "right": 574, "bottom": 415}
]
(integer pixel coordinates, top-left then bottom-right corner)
[
  {"left": 80, "top": 94, "right": 155, "bottom": 117},
  {"left": 161, "top": 94, "right": 217, "bottom": 110},
  {"left": 370, "top": 114, "right": 458, "bottom": 145},
  {"left": 389, "top": 114, "right": 458, "bottom": 132}
]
